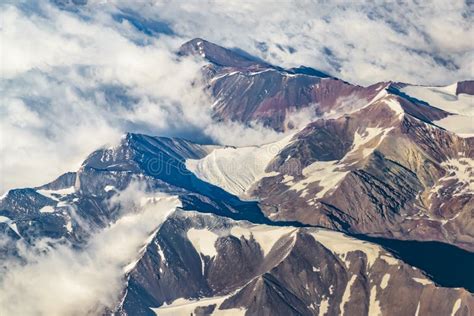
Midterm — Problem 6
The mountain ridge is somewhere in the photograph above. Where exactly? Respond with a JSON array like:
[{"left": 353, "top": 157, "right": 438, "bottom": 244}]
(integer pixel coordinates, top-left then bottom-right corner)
[{"left": 1, "top": 38, "right": 473, "bottom": 315}]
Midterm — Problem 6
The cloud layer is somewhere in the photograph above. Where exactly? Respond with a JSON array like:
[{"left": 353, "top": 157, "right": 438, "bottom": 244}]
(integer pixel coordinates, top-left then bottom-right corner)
[{"left": 145, "top": 0, "right": 473, "bottom": 85}]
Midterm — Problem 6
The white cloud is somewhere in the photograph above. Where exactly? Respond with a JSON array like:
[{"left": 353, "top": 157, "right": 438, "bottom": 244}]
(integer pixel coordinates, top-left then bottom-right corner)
[
  {"left": 0, "top": 3, "right": 293, "bottom": 193},
  {"left": 140, "top": 0, "right": 472, "bottom": 85},
  {"left": 0, "top": 183, "right": 181, "bottom": 315}
]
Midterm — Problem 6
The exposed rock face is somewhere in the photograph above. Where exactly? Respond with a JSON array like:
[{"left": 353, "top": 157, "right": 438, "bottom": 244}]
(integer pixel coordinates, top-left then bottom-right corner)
[{"left": 457, "top": 80, "right": 474, "bottom": 95}]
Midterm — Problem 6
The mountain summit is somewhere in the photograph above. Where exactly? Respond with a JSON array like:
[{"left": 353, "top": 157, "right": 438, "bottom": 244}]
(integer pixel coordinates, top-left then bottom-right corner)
[{"left": 179, "top": 38, "right": 270, "bottom": 68}]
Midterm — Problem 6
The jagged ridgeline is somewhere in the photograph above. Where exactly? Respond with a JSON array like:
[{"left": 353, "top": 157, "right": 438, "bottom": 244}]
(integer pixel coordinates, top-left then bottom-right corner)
[{"left": 1, "top": 39, "right": 473, "bottom": 315}]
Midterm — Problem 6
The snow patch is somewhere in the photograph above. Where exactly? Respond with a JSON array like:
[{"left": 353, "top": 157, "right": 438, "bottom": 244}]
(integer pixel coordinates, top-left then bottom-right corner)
[
  {"left": 248, "top": 68, "right": 274, "bottom": 76},
  {"left": 186, "top": 134, "right": 293, "bottom": 196},
  {"left": 340, "top": 275, "right": 357, "bottom": 316},
  {"left": 230, "top": 225, "right": 296, "bottom": 256},
  {"left": 384, "top": 98, "right": 404, "bottom": 118},
  {"left": 9, "top": 223, "right": 20, "bottom": 236},
  {"left": 368, "top": 286, "right": 382, "bottom": 316},
  {"left": 346, "top": 127, "right": 393, "bottom": 160},
  {"left": 210, "top": 70, "right": 240, "bottom": 84},
  {"left": 290, "top": 161, "right": 348, "bottom": 199},
  {"left": 64, "top": 219, "right": 73, "bottom": 233},
  {"left": 380, "top": 255, "right": 399, "bottom": 266},
  {"left": 104, "top": 185, "right": 116, "bottom": 192},
  {"left": 187, "top": 228, "right": 219, "bottom": 258},
  {"left": 435, "top": 158, "right": 474, "bottom": 196},
  {"left": 282, "top": 174, "right": 295, "bottom": 185},
  {"left": 156, "top": 242, "right": 166, "bottom": 264},
  {"left": 319, "top": 297, "right": 330, "bottom": 316},
  {"left": 230, "top": 226, "right": 252, "bottom": 240},
  {"left": 401, "top": 84, "right": 474, "bottom": 138},
  {"left": 39, "top": 205, "right": 55, "bottom": 213},
  {"left": 401, "top": 84, "right": 473, "bottom": 116},
  {"left": 0, "top": 216, "right": 20, "bottom": 236},
  {"left": 37, "top": 187, "right": 75, "bottom": 200},
  {"left": 435, "top": 115, "right": 474, "bottom": 138},
  {"left": 450, "top": 298, "right": 462, "bottom": 316},
  {"left": 153, "top": 295, "right": 246, "bottom": 316},
  {"left": 380, "top": 274, "right": 390, "bottom": 289},
  {"left": 311, "top": 229, "right": 381, "bottom": 268},
  {"left": 415, "top": 301, "right": 421, "bottom": 316},
  {"left": 412, "top": 278, "right": 432, "bottom": 285}
]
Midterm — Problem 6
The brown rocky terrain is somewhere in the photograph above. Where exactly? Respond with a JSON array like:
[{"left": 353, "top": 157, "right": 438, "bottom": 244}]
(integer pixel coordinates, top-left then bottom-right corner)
[
  {"left": 176, "top": 39, "right": 474, "bottom": 252},
  {"left": 179, "top": 38, "right": 387, "bottom": 132},
  {"left": 117, "top": 211, "right": 473, "bottom": 316},
  {"left": 246, "top": 89, "right": 474, "bottom": 252}
]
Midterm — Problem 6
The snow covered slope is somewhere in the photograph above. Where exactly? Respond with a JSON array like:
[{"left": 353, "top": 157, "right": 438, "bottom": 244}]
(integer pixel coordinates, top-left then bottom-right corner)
[
  {"left": 401, "top": 84, "right": 474, "bottom": 137},
  {"left": 185, "top": 134, "right": 294, "bottom": 196}
]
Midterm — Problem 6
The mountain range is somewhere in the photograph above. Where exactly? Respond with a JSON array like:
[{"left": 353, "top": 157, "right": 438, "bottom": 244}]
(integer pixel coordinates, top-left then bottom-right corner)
[{"left": 1, "top": 38, "right": 473, "bottom": 315}]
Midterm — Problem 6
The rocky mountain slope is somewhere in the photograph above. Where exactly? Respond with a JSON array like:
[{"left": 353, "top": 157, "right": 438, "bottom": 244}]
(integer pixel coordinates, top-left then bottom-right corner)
[
  {"left": 245, "top": 86, "right": 474, "bottom": 251},
  {"left": 0, "top": 39, "right": 473, "bottom": 315},
  {"left": 179, "top": 38, "right": 387, "bottom": 132},
  {"left": 179, "top": 39, "right": 474, "bottom": 252},
  {"left": 118, "top": 211, "right": 473, "bottom": 316}
]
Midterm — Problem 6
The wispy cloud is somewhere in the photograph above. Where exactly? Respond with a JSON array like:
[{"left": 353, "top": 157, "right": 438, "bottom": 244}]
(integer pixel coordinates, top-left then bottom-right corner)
[{"left": 0, "top": 183, "right": 180, "bottom": 315}]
